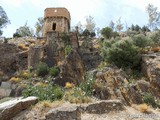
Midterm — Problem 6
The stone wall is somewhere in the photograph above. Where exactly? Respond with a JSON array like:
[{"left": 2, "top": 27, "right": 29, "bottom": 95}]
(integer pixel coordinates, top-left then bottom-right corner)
[
  {"left": 28, "top": 46, "right": 44, "bottom": 68},
  {"left": 0, "top": 43, "right": 19, "bottom": 74}
]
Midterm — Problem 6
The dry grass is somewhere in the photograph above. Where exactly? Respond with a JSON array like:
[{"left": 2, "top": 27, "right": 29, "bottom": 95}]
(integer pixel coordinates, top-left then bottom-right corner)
[
  {"left": 18, "top": 44, "right": 29, "bottom": 51},
  {"left": 9, "top": 77, "right": 21, "bottom": 83},
  {"left": 134, "top": 104, "right": 150, "bottom": 113},
  {"left": 31, "top": 100, "right": 63, "bottom": 117},
  {"left": 65, "top": 82, "right": 75, "bottom": 89},
  {"left": 18, "top": 71, "right": 31, "bottom": 79}
]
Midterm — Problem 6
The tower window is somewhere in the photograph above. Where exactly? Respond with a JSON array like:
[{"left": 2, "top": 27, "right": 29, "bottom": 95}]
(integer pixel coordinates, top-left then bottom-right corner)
[{"left": 52, "top": 23, "right": 56, "bottom": 31}]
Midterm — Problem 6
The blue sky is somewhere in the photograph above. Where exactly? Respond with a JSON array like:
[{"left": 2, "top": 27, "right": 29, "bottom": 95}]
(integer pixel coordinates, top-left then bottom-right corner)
[{"left": 1, "top": 0, "right": 160, "bottom": 37}]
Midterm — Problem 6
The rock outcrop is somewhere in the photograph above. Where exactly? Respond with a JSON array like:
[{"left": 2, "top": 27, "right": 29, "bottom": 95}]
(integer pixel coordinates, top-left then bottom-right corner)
[
  {"left": 0, "top": 96, "right": 38, "bottom": 120},
  {"left": 0, "top": 82, "right": 16, "bottom": 99},
  {"left": 93, "top": 65, "right": 159, "bottom": 105},
  {"left": 142, "top": 53, "right": 160, "bottom": 89},
  {"left": 46, "top": 100, "right": 124, "bottom": 120},
  {"left": 54, "top": 49, "right": 85, "bottom": 86}
]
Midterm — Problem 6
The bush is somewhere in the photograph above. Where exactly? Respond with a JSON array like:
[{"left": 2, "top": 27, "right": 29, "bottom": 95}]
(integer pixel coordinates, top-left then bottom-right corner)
[
  {"left": 149, "top": 31, "right": 160, "bottom": 46},
  {"left": 49, "top": 66, "right": 59, "bottom": 77},
  {"left": 102, "top": 39, "right": 141, "bottom": 69},
  {"left": 132, "top": 34, "right": 151, "bottom": 48},
  {"left": 22, "top": 84, "right": 63, "bottom": 101},
  {"left": 143, "top": 93, "right": 156, "bottom": 107},
  {"left": 37, "top": 62, "right": 49, "bottom": 77},
  {"left": 101, "top": 27, "right": 113, "bottom": 39}
]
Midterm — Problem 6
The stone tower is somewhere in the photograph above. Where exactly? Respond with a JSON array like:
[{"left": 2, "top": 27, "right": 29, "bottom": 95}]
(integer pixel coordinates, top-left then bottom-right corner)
[{"left": 43, "top": 7, "right": 70, "bottom": 36}]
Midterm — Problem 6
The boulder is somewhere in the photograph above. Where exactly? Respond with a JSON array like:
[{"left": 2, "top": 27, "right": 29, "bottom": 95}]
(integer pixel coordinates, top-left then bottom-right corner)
[
  {"left": 84, "top": 100, "right": 125, "bottom": 114},
  {"left": 0, "top": 96, "right": 38, "bottom": 120},
  {"left": 46, "top": 105, "right": 81, "bottom": 120}
]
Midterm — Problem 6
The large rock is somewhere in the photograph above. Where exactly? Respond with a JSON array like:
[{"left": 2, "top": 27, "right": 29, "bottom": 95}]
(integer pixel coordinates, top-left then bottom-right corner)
[
  {"left": 0, "top": 96, "right": 38, "bottom": 120},
  {"left": 54, "top": 49, "right": 85, "bottom": 86},
  {"left": 0, "top": 82, "right": 16, "bottom": 99},
  {"left": 46, "top": 100, "right": 124, "bottom": 120},
  {"left": 46, "top": 105, "right": 81, "bottom": 120},
  {"left": 142, "top": 53, "right": 160, "bottom": 87}
]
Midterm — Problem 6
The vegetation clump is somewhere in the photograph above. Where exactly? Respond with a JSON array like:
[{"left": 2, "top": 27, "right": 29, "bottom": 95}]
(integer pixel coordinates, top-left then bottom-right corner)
[
  {"left": 22, "top": 84, "right": 63, "bottom": 101},
  {"left": 36, "top": 62, "right": 49, "bottom": 77}
]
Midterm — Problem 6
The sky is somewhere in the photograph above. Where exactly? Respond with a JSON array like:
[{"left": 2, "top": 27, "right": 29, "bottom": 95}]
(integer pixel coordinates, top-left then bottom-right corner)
[{"left": 1, "top": 0, "right": 160, "bottom": 37}]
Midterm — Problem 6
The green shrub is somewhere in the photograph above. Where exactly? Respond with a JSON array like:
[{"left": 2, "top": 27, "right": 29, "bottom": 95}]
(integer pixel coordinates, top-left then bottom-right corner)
[
  {"left": 22, "top": 84, "right": 63, "bottom": 101},
  {"left": 102, "top": 39, "right": 141, "bottom": 69},
  {"left": 49, "top": 66, "right": 60, "bottom": 77},
  {"left": 65, "top": 45, "right": 72, "bottom": 56},
  {"left": 143, "top": 93, "right": 156, "bottom": 107},
  {"left": 132, "top": 34, "right": 151, "bottom": 48},
  {"left": 149, "top": 31, "right": 160, "bottom": 46},
  {"left": 37, "top": 62, "right": 49, "bottom": 77},
  {"left": 101, "top": 27, "right": 113, "bottom": 39}
]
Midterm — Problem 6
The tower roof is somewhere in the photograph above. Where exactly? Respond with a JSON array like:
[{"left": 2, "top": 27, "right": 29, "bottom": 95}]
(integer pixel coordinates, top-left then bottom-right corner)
[{"left": 44, "top": 7, "right": 70, "bottom": 22}]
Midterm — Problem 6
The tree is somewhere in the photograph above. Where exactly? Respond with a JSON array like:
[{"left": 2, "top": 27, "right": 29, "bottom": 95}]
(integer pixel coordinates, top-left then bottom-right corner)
[
  {"left": 85, "top": 16, "right": 96, "bottom": 33},
  {"left": 0, "top": 6, "right": 10, "bottom": 36},
  {"left": 16, "top": 22, "right": 34, "bottom": 37},
  {"left": 109, "top": 20, "right": 115, "bottom": 30},
  {"left": 116, "top": 17, "right": 123, "bottom": 32},
  {"left": 142, "top": 26, "right": 150, "bottom": 32},
  {"left": 101, "top": 27, "right": 113, "bottom": 39},
  {"left": 82, "top": 29, "right": 90, "bottom": 37},
  {"left": 146, "top": 4, "right": 160, "bottom": 30},
  {"left": 134, "top": 24, "right": 141, "bottom": 32},
  {"left": 90, "top": 32, "right": 96, "bottom": 38},
  {"left": 35, "top": 17, "right": 44, "bottom": 37}
]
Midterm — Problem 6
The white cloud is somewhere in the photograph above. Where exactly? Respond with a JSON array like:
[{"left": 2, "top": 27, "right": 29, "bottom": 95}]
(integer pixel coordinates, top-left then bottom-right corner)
[{"left": 1, "top": 0, "right": 27, "bottom": 7}]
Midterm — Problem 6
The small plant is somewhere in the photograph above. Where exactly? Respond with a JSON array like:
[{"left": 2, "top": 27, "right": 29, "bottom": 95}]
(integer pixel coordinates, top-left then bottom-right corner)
[
  {"left": 22, "top": 84, "right": 63, "bottom": 101},
  {"left": 65, "top": 45, "right": 72, "bottom": 56},
  {"left": 143, "top": 93, "right": 156, "bottom": 107},
  {"left": 49, "top": 66, "right": 59, "bottom": 77},
  {"left": 37, "top": 62, "right": 49, "bottom": 77}
]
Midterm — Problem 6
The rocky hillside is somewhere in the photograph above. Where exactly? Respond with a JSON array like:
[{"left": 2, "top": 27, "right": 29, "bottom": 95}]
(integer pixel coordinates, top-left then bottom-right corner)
[{"left": 0, "top": 31, "right": 160, "bottom": 119}]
